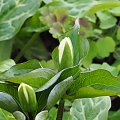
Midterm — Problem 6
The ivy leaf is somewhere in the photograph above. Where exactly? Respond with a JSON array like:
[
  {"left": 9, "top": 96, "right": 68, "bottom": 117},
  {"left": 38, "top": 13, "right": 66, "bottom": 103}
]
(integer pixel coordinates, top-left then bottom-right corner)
[
  {"left": 0, "top": 108, "right": 16, "bottom": 120},
  {"left": 70, "top": 96, "right": 111, "bottom": 120},
  {"left": 0, "top": 0, "right": 41, "bottom": 41},
  {"left": 96, "top": 37, "right": 115, "bottom": 58},
  {"left": 96, "top": 11, "right": 117, "bottom": 29},
  {"left": 68, "top": 69, "right": 120, "bottom": 98},
  {"left": 0, "top": 92, "right": 20, "bottom": 113},
  {"left": 0, "top": 59, "right": 15, "bottom": 73},
  {"left": 47, "top": 76, "right": 73, "bottom": 110},
  {"left": 35, "top": 110, "right": 48, "bottom": 120}
]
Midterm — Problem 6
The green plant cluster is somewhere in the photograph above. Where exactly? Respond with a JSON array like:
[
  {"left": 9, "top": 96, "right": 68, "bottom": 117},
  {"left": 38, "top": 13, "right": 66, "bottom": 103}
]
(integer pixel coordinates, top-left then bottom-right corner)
[{"left": 1, "top": 0, "right": 120, "bottom": 120}]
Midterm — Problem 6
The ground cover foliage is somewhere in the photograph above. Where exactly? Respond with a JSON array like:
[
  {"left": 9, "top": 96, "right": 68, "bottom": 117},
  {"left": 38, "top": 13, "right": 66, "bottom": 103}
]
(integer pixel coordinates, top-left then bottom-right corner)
[{"left": 1, "top": 0, "right": 120, "bottom": 120}]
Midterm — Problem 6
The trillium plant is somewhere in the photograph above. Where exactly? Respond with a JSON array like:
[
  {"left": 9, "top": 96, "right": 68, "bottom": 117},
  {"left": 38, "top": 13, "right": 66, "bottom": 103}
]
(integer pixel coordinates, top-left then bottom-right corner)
[{"left": 1, "top": 0, "right": 120, "bottom": 120}]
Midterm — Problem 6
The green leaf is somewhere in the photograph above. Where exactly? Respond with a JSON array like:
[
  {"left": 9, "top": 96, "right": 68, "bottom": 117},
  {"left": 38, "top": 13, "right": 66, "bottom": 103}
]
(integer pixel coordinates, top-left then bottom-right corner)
[
  {"left": 0, "top": 82, "right": 18, "bottom": 101},
  {"left": 47, "top": 76, "right": 73, "bottom": 110},
  {"left": 13, "top": 111, "right": 26, "bottom": 120},
  {"left": 108, "top": 110, "right": 120, "bottom": 120},
  {"left": 0, "top": 108, "right": 16, "bottom": 120},
  {"left": 70, "top": 96, "right": 111, "bottom": 120},
  {"left": 35, "top": 110, "right": 48, "bottom": 120},
  {"left": 0, "top": 59, "right": 41, "bottom": 79},
  {"left": 0, "top": 59, "right": 15, "bottom": 73},
  {"left": 96, "top": 11, "right": 117, "bottom": 29},
  {"left": 0, "top": 92, "right": 20, "bottom": 113},
  {"left": 18, "top": 83, "right": 37, "bottom": 115},
  {"left": 68, "top": 69, "right": 120, "bottom": 98},
  {"left": 58, "top": 37, "right": 73, "bottom": 70},
  {"left": 96, "top": 37, "right": 115, "bottom": 58},
  {"left": 0, "top": 0, "right": 41, "bottom": 41},
  {"left": 69, "top": 20, "right": 89, "bottom": 65},
  {"left": 36, "top": 65, "right": 80, "bottom": 92},
  {"left": 7, "top": 68, "right": 55, "bottom": 89},
  {"left": 8, "top": 68, "right": 53, "bottom": 91}
]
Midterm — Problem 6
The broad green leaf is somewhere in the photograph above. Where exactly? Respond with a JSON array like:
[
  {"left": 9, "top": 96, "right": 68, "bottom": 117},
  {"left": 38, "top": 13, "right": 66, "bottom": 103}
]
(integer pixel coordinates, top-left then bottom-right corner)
[
  {"left": 0, "top": 108, "right": 16, "bottom": 120},
  {"left": 58, "top": 37, "right": 73, "bottom": 70},
  {"left": 90, "top": 63, "right": 119, "bottom": 76},
  {"left": 47, "top": 76, "right": 73, "bottom": 110},
  {"left": 0, "top": 0, "right": 41, "bottom": 41},
  {"left": 0, "top": 82, "right": 18, "bottom": 101},
  {"left": 0, "top": 92, "right": 20, "bottom": 113},
  {"left": 13, "top": 111, "right": 26, "bottom": 120},
  {"left": 0, "top": 40, "right": 13, "bottom": 60},
  {"left": 36, "top": 65, "right": 80, "bottom": 92},
  {"left": 108, "top": 110, "right": 120, "bottom": 120},
  {"left": 70, "top": 96, "right": 111, "bottom": 120},
  {"left": 96, "top": 11, "right": 117, "bottom": 29},
  {"left": 0, "top": 59, "right": 41, "bottom": 79},
  {"left": 68, "top": 69, "right": 120, "bottom": 98},
  {"left": 35, "top": 110, "right": 48, "bottom": 120},
  {"left": 18, "top": 83, "right": 37, "bottom": 115},
  {"left": 49, "top": 1, "right": 120, "bottom": 18},
  {"left": 96, "top": 37, "right": 115, "bottom": 58},
  {"left": 0, "top": 59, "right": 15, "bottom": 73},
  {"left": 69, "top": 20, "right": 89, "bottom": 65},
  {"left": 7, "top": 68, "right": 55, "bottom": 89}
]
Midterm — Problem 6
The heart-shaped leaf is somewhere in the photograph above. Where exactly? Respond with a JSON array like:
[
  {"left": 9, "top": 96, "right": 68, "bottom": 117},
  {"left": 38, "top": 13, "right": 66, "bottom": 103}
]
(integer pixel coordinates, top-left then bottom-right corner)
[
  {"left": 0, "top": 0, "right": 41, "bottom": 41},
  {"left": 70, "top": 96, "right": 111, "bottom": 120}
]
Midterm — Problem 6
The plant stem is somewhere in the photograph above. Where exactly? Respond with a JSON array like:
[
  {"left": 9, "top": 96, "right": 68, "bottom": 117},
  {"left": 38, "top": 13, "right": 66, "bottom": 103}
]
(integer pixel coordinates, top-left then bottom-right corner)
[
  {"left": 15, "top": 33, "right": 39, "bottom": 62},
  {"left": 56, "top": 99, "right": 64, "bottom": 120}
]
